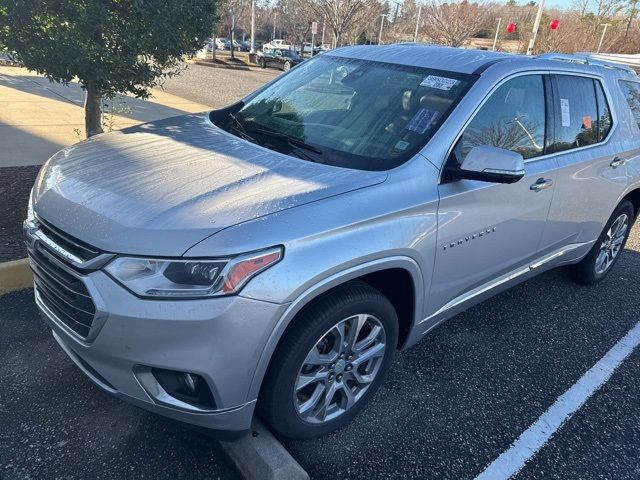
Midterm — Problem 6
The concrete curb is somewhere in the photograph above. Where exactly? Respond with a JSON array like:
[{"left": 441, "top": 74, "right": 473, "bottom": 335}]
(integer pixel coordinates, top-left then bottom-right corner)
[
  {"left": 190, "top": 60, "right": 255, "bottom": 71},
  {"left": 0, "top": 258, "right": 32, "bottom": 294},
  {"left": 221, "top": 419, "right": 309, "bottom": 480}
]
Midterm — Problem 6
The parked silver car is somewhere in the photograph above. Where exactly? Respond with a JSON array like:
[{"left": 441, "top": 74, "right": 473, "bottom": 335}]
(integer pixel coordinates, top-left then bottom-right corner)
[{"left": 25, "top": 45, "right": 640, "bottom": 439}]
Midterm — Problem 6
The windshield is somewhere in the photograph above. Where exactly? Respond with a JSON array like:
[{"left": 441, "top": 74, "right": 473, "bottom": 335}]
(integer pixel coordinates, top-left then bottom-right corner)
[{"left": 211, "top": 55, "right": 475, "bottom": 171}]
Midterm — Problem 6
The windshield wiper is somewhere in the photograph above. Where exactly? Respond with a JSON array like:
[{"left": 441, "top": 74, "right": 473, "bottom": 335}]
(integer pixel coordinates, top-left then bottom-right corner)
[
  {"left": 243, "top": 125, "right": 323, "bottom": 155},
  {"left": 227, "top": 112, "right": 258, "bottom": 144}
]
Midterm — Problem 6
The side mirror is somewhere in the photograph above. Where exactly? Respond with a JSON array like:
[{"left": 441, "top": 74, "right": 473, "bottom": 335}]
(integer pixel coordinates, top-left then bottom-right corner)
[{"left": 457, "top": 145, "right": 525, "bottom": 184}]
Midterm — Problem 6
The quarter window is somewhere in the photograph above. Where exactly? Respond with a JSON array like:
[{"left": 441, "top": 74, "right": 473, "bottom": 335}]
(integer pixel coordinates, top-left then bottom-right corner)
[
  {"left": 619, "top": 80, "right": 640, "bottom": 130},
  {"left": 595, "top": 81, "right": 612, "bottom": 141},
  {"left": 457, "top": 75, "right": 546, "bottom": 162},
  {"left": 547, "top": 75, "right": 600, "bottom": 153}
]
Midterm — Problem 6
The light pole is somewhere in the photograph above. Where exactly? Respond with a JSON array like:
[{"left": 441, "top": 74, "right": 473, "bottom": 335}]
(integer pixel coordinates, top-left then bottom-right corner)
[
  {"left": 492, "top": 18, "right": 502, "bottom": 51},
  {"left": 273, "top": 12, "right": 277, "bottom": 41},
  {"left": 321, "top": 19, "right": 326, "bottom": 46},
  {"left": 249, "top": 0, "right": 256, "bottom": 54},
  {"left": 413, "top": 4, "right": 422, "bottom": 42},
  {"left": 597, "top": 23, "right": 610, "bottom": 53},
  {"left": 378, "top": 14, "right": 386, "bottom": 45},
  {"left": 526, "top": 0, "right": 545, "bottom": 55}
]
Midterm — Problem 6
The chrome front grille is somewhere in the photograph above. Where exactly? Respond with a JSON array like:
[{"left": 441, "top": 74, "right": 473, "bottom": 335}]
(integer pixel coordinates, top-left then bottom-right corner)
[
  {"left": 24, "top": 217, "right": 105, "bottom": 339},
  {"left": 28, "top": 245, "right": 97, "bottom": 338}
]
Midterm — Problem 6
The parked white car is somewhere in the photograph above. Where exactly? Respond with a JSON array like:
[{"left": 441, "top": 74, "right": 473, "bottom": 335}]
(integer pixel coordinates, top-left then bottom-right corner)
[{"left": 263, "top": 39, "right": 291, "bottom": 51}]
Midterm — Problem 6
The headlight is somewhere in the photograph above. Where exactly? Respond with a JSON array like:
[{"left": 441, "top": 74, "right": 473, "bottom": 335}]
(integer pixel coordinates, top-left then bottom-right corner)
[{"left": 104, "top": 246, "right": 283, "bottom": 299}]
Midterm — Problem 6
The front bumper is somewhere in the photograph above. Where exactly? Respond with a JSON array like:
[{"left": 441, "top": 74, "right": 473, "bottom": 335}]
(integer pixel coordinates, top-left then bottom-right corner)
[{"left": 34, "top": 268, "right": 288, "bottom": 434}]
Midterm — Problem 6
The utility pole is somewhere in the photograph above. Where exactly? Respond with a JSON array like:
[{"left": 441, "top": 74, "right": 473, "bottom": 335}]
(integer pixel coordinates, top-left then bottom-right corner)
[
  {"left": 321, "top": 19, "right": 326, "bottom": 46},
  {"left": 413, "top": 4, "right": 422, "bottom": 42},
  {"left": 249, "top": 0, "right": 256, "bottom": 54},
  {"left": 492, "top": 18, "right": 502, "bottom": 51},
  {"left": 597, "top": 23, "right": 610, "bottom": 53},
  {"left": 526, "top": 0, "right": 545, "bottom": 56},
  {"left": 378, "top": 14, "right": 386, "bottom": 45},
  {"left": 273, "top": 12, "right": 277, "bottom": 40}
]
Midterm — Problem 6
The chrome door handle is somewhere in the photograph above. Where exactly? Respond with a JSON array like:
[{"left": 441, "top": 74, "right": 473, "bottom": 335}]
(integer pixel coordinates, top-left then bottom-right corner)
[
  {"left": 610, "top": 157, "right": 626, "bottom": 168},
  {"left": 530, "top": 178, "right": 554, "bottom": 191}
]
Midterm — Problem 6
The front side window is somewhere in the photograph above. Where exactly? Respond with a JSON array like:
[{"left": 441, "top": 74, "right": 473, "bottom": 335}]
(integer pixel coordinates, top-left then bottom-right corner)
[
  {"left": 619, "top": 80, "right": 640, "bottom": 129},
  {"left": 211, "top": 55, "right": 475, "bottom": 171},
  {"left": 456, "top": 75, "right": 546, "bottom": 162},
  {"left": 547, "top": 75, "right": 600, "bottom": 153}
]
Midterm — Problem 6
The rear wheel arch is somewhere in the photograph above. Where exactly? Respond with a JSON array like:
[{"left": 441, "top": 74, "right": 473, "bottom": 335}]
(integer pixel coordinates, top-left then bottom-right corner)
[
  {"left": 246, "top": 258, "right": 423, "bottom": 402},
  {"left": 622, "top": 187, "right": 640, "bottom": 220}
]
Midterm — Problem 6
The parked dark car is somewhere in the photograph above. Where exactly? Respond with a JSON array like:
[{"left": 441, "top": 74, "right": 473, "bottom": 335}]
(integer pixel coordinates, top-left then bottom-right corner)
[{"left": 258, "top": 49, "right": 302, "bottom": 71}]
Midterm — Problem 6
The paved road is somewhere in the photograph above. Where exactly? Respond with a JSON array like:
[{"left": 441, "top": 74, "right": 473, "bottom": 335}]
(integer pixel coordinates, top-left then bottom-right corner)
[
  {"left": 1, "top": 221, "right": 638, "bottom": 479},
  {"left": 158, "top": 63, "right": 279, "bottom": 108}
]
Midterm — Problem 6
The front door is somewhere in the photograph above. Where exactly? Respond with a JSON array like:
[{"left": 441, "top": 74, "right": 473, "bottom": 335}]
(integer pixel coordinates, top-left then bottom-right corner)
[{"left": 427, "top": 73, "right": 557, "bottom": 322}]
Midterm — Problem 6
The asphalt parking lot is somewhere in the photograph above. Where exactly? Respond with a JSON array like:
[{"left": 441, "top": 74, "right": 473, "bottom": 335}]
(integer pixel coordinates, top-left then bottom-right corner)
[{"left": 1, "top": 220, "right": 639, "bottom": 480}]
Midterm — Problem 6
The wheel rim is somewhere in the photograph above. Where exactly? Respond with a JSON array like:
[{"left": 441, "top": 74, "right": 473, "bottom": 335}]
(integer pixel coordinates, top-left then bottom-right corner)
[
  {"left": 293, "top": 314, "right": 387, "bottom": 424},
  {"left": 284, "top": 62, "right": 290, "bottom": 71},
  {"left": 595, "top": 213, "right": 628, "bottom": 275}
]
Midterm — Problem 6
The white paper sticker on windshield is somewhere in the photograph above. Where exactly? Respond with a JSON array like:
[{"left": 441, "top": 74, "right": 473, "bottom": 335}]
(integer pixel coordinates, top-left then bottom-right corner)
[
  {"left": 406, "top": 108, "right": 439, "bottom": 134},
  {"left": 420, "top": 75, "right": 459, "bottom": 90},
  {"left": 561, "top": 98, "right": 571, "bottom": 127}
]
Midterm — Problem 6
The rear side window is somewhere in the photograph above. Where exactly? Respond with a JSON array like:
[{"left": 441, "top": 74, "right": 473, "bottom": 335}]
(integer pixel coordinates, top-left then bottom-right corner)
[
  {"left": 619, "top": 80, "right": 640, "bottom": 129},
  {"left": 548, "top": 75, "right": 600, "bottom": 153},
  {"left": 457, "top": 74, "right": 546, "bottom": 161}
]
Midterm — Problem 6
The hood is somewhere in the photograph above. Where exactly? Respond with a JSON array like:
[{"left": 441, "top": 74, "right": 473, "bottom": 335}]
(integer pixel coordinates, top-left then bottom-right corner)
[{"left": 33, "top": 114, "right": 387, "bottom": 256}]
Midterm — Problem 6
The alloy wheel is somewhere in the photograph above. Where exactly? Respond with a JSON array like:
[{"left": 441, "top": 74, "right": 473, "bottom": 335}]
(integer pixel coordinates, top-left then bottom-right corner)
[
  {"left": 595, "top": 213, "right": 628, "bottom": 274},
  {"left": 293, "top": 314, "right": 387, "bottom": 424}
]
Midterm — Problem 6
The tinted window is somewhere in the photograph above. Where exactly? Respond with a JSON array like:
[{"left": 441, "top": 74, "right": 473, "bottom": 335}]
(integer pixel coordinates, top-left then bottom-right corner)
[
  {"left": 458, "top": 75, "right": 546, "bottom": 161},
  {"left": 619, "top": 80, "right": 640, "bottom": 129},
  {"left": 212, "top": 56, "right": 474, "bottom": 171},
  {"left": 595, "top": 80, "right": 612, "bottom": 141},
  {"left": 548, "top": 75, "right": 599, "bottom": 153}
]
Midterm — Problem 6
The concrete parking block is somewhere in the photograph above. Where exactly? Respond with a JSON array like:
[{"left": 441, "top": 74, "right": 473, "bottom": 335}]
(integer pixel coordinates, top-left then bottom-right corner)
[
  {"left": 221, "top": 420, "right": 309, "bottom": 480},
  {"left": 0, "top": 258, "right": 32, "bottom": 294}
]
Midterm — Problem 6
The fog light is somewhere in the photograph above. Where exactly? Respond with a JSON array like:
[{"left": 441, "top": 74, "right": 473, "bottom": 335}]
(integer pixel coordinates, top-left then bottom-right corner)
[
  {"left": 181, "top": 372, "right": 197, "bottom": 394},
  {"left": 150, "top": 368, "right": 216, "bottom": 410}
]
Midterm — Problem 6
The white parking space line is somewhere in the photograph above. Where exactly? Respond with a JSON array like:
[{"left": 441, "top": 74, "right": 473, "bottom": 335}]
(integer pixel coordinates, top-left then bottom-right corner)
[{"left": 476, "top": 321, "right": 640, "bottom": 480}]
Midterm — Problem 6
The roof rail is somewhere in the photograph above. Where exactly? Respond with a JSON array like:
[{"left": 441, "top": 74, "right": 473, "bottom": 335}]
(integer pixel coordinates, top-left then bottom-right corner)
[{"left": 537, "top": 53, "right": 637, "bottom": 75}]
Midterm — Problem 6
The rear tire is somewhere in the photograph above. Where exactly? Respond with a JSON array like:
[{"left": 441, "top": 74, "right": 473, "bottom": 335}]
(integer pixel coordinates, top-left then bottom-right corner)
[
  {"left": 259, "top": 58, "right": 266, "bottom": 69},
  {"left": 283, "top": 61, "right": 291, "bottom": 72},
  {"left": 259, "top": 282, "right": 398, "bottom": 440},
  {"left": 568, "top": 200, "right": 634, "bottom": 285}
]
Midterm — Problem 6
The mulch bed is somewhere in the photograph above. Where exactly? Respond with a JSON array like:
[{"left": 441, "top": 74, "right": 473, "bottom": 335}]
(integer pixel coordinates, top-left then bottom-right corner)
[{"left": 1, "top": 165, "right": 41, "bottom": 262}]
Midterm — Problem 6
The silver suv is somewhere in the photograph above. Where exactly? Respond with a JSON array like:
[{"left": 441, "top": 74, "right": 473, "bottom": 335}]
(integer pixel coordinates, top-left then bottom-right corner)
[{"left": 25, "top": 45, "right": 640, "bottom": 440}]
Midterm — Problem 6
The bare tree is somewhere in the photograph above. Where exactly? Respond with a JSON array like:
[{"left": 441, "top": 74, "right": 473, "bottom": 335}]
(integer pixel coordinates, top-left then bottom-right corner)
[
  {"left": 311, "top": 0, "right": 384, "bottom": 47},
  {"left": 422, "top": 0, "right": 490, "bottom": 47}
]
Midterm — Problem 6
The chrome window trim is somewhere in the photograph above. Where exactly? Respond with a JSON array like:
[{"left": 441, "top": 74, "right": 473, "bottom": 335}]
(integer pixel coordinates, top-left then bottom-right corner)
[{"left": 438, "top": 69, "right": 619, "bottom": 183}]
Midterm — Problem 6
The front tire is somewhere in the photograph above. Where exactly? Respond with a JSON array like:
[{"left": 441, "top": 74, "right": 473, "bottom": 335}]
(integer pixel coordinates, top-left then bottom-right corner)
[
  {"left": 259, "top": 282, "right": 398, "bottom": 440},
  {"left": 259, "top": 58, "right": 266, "bottom": 69},
  {"left": 568, "top": 200, "right": 634, "bottom": 285},
  {"left": 283, "top": 61, "right": 291, "bottom": 72}
]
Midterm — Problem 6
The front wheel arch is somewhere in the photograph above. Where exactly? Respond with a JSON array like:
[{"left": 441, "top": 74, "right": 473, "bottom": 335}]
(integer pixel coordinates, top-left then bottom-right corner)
[{"left": 245, "top": 257, "right": 424, "bottom": 403}]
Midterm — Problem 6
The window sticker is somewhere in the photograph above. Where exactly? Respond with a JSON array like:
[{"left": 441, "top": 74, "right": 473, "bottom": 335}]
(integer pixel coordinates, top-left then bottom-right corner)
[
  {"left": 560, "top": 98, "right": 571, "bottom": 127},
  {"left": 406, "top": 108, "right": 439, "bottom": 134},
  {"left": 420, "top": 75, "right": 460, "bottom": 90},
  {"left": 394, "top": 140, "right": 410, "bottom": 151}
]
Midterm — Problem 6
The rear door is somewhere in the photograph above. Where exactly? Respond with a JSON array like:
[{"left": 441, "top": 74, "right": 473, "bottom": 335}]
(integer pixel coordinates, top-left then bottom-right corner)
[
  {"left": 537, "top": 73, "right": 628, "bottom": 256},
  {"left": 428, "top": 73, "right": 558, "bottom": 319}
]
